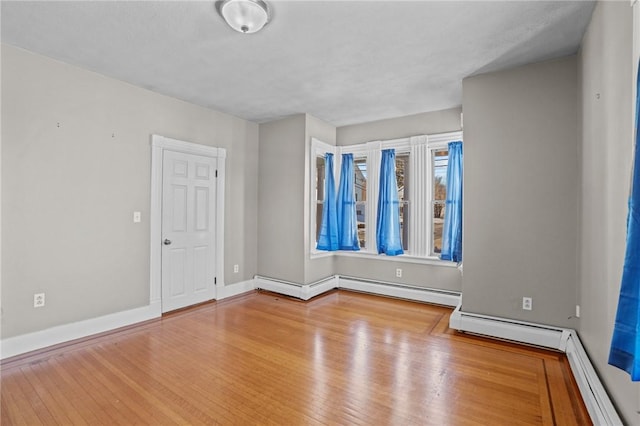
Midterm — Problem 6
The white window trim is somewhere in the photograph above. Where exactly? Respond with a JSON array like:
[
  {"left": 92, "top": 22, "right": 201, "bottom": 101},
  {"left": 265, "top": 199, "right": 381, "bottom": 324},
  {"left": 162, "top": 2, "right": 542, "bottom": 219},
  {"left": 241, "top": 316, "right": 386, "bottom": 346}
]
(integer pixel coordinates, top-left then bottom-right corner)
[{"left": 309, "top": 131, "right": 462, "bottom": 264}]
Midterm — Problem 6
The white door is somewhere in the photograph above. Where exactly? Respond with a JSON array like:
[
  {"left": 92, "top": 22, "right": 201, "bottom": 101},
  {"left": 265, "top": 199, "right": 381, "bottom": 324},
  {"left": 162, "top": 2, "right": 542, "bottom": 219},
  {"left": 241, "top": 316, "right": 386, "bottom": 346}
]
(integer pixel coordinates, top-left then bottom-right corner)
[{"left": 161, "top": 150, "right": 217, "bottom": 312}]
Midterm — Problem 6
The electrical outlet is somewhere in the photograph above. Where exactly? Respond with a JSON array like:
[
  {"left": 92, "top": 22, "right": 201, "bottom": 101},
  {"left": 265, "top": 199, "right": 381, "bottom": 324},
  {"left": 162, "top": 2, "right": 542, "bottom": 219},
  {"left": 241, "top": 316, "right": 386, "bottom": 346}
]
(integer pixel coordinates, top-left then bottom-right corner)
[
  {"left": 396, "top": 268, "right": 402, "bottom": 278},
  {"left": 522, "top": 297, "right": 532, "bottom": 311},
  {"left": 34, "top": 293, "right": 45, "bottom": 308},
  {"left": 133, "top": 211, "right": 141, "bottom": 223},
  {"left": 233, "top": 264, "right": 239, "bottom": 273},
  {"left": 576, "top": 304, "right": 581, "bottom": 318}
]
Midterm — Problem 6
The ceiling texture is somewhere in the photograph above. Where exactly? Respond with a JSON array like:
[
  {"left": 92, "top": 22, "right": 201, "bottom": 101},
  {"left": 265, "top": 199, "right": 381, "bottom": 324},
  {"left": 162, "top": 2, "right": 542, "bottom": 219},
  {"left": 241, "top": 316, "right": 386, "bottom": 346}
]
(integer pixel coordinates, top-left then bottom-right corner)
[{"left": 1, "top": 1, "right": 595, "bottom": 127}]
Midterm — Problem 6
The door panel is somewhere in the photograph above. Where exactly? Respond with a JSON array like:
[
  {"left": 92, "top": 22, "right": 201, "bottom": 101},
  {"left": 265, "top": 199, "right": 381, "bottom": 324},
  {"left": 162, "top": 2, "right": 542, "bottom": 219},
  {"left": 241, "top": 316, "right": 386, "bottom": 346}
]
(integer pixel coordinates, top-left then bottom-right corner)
[
  {"left": 172, "top": 185, "right": 188, "bottom": 231},
  {"left": 194, "top": 246, "right": 208, "bottom": 292},
  {"left": 168, "top": 248, "right": 187, "bottom": 296},
  {"left": 162, "top": 150, "right": 217, "bottom": 312},
  {"left": 195, "top": 187, "right": 209, "bottom": 231}
]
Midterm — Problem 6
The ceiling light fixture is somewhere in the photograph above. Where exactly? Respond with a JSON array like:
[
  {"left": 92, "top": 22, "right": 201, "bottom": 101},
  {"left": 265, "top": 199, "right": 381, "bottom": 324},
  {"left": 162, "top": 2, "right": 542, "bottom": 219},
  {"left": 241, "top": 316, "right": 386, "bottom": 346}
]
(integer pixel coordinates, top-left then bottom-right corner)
[{"left": 218, "top": 0, "right": 271, "bottom": 34}]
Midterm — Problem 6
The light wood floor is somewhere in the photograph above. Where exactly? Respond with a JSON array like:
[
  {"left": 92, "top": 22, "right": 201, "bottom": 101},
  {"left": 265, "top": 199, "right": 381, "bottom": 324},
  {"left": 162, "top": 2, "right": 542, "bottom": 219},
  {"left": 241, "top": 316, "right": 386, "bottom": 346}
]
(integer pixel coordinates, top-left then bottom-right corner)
[{"left": 1, "top": 290, "right": 590, "bottom": 425}]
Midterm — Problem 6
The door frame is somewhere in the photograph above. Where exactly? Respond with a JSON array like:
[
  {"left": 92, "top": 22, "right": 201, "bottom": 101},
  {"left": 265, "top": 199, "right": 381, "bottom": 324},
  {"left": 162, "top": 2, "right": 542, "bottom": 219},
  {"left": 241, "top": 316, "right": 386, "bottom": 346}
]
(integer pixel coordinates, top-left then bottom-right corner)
[{"left": 150, "top": 134, "right": 226, "bottom": 310}]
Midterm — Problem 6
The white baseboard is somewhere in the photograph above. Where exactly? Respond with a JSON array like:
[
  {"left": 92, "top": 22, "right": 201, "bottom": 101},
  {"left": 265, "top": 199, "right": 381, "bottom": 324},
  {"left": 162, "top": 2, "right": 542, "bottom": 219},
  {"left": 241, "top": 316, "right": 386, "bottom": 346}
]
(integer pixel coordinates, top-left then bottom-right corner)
[
  {"left": 254, "top": 276, "right": 305, "bottom": 298},
  {"left": 1, "top": 301, "right": 162, "bottom": 360},
  {"left": 565, "top": 332, "right": 623, "bottom": 426},
  {"left": 448, "top": 305, "right": 570, "bottom": 350},
  {"left": 254, "top": 275, "right": 460, "bottom": 307},
  {"left": 303, "top": 276, "right": 339, "bottom": 299},
  {"left": 217, "top": 279, "right": 256, "bottom": 300},
  {"left": 1, "top": 281, "right": 257, "bottom": 360},
  {"left": 338, "top": 277, "right": 461, "bottom": 307},
  {"left": 449, "top": 304, "right": 622, "bottom": 425},
  {"left": 254, "top": 275, "right": 338, "bottom": 300}
]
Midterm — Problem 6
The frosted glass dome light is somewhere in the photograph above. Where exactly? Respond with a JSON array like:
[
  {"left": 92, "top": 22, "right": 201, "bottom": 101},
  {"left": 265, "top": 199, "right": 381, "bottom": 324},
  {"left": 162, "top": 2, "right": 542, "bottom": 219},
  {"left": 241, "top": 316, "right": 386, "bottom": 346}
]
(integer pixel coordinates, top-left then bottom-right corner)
[{"left": 219, "top": 0, "right": 271, "bottom": 34}]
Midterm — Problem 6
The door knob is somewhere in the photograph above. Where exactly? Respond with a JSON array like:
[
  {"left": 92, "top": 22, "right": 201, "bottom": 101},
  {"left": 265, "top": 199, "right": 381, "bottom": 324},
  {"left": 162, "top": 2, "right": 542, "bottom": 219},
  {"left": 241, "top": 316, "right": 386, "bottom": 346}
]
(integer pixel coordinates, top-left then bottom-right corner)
[{"left": 163, "top": 239, "right": 172, "bottom": 245}]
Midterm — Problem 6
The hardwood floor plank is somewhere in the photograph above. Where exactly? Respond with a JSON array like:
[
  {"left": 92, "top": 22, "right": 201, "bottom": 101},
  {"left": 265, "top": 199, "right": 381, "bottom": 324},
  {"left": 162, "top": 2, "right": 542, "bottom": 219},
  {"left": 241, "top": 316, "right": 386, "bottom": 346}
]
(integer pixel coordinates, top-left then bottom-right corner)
[
  {"left": 35, "top": 359, "right": 98, "bottom": 425},
  {"left": 1, "top": 376, "right": 36, "bottom": 425},
  {"left": 47, "top": 356, "right": 117, "bottom": 424},
  {"left": 20, "top": 364, "right": 80, "bottom": 425},
  {"left": 71, "top": 351, "right": 152, "bottom": 424},
  {"left": 2, "top": 372, "right": 50, "bottom": 425},
  {"left": 1, "top": 290, "right": 591, "bottom": 425},
  {"left": 545, "top": 356, "right": 591, "bottom": 425}
]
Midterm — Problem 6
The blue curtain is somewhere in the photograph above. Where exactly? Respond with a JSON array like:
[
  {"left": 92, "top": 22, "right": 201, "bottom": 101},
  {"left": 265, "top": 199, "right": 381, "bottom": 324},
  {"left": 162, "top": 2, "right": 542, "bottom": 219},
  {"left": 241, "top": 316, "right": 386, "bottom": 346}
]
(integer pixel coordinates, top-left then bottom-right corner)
[
  {"left": 441, "top": 141, "right": 463, "bottom": 262},
  {"left": 376, "top": 149, "right": 404, "bottom": 255},
  {"left": 337, "top": 154, "right": 360, "bottom": 250},
  {"left": 316, "top": 153, "right": 338, "bottom": 251},
  {"left": 609, "top": 61, "right": 640, "bottom": 380}
]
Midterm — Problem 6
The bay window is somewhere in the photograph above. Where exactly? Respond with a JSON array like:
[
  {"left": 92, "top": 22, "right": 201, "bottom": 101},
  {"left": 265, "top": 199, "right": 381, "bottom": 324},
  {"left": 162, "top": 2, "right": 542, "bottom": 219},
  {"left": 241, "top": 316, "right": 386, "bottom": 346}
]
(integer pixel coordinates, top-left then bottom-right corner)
[{"left": 311, "top": 131, "right": 462, "bottom": 262}]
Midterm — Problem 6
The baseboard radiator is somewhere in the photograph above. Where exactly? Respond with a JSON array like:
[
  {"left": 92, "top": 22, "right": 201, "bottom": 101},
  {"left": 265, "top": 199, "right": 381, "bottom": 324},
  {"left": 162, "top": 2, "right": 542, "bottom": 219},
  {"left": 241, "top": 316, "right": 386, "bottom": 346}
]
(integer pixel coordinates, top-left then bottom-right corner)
[
  {"left": 254, "top": 274, "right": 461, "bottom": 307},
  {"left": 254, "top": 275, "right": 338, "bottom": 300},
  {"left": 449, "top": 304, "right": 622, "bottom": 425},
  {"left": 338, "top": 276, "right": 461, "bottom": 307}
]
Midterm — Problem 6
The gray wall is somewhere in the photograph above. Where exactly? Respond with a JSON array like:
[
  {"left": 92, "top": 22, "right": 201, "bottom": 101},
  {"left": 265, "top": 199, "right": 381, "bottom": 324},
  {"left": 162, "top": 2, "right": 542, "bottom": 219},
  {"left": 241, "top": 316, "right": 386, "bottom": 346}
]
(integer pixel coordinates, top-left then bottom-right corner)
[
  {"left": 578, "top": 2, "right": 638, "bottom": 423},
  {"left": 1, "top": 45, "right": 259, "bottom": 338},
  {"left": 336, "top": 108, "right": 463, "bottom": 292},
  {"left": 257, "top": 115, "right": 307, "bottom": 283},
  {"left": 257, "top": 113, "right": 337, "bottom": 285},
  {"left": 461, "top": 56, "right": 579, "bottom": 327},
  {"left": 335, "top": 256, "right": 461, "bottom": 292}
]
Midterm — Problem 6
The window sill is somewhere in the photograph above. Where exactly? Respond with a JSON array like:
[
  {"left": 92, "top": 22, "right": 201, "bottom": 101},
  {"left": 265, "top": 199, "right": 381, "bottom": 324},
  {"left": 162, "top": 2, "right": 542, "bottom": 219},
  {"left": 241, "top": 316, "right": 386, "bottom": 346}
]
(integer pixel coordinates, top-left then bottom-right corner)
[{"left": 310, "top": 249, "right": 459, "bottom": 268}]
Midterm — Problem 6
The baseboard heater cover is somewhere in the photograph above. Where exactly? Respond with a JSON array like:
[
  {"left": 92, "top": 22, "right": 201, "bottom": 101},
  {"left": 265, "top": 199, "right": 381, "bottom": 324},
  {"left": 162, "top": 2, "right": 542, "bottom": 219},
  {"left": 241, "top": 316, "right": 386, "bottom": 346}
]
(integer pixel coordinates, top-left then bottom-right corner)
[
  {"left": 254, "top": 275, "right": 338, "bottom": 301},
  {"left": 254, "top": 275, "right": 461, "bottom": 307},
  {"left": 449, "top": 304, "right": 622, "bottom": 425},
  {"left": 565, "top": 332, "right": 623, "bottom": 426},
  {"left": 338, "top": 277, "right": 461, "bottom": 307},
  {"left": 448, "top": 304, "right": 569, "bottom": 350}
]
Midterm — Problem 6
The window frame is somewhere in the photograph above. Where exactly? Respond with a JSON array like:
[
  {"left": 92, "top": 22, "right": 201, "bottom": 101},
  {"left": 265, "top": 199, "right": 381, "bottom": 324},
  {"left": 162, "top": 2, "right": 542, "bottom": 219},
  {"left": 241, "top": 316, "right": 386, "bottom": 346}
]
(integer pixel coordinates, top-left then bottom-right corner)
[
  {"left": 428, "top": 143, "right": 450, "bottom": 257},
  {"left": 353, "top": 155, "right": 368, "bottom": 250},
  {"left": 310, "top": 138, "right": 337, "bottom": 258},
  {"left": 309, "top": 132, "right": 462, "bottom": 265},
  {"left": 395, "top": 151, "right": 411, "bottom": 252}
]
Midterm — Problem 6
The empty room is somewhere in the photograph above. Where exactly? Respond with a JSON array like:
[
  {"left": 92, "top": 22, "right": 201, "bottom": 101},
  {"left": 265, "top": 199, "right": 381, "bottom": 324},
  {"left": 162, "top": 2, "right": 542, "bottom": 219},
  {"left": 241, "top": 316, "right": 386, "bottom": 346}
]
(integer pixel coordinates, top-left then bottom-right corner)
[{"left": 2, "top": 0, "right": 639, "bottom": 424}]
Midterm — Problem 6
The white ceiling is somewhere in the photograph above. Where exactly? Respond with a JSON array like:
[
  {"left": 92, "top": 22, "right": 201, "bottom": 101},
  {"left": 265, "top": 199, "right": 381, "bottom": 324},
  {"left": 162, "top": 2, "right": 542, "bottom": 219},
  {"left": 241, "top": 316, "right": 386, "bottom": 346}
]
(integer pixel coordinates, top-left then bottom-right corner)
[{"left": 1, "top": 1, "right": 595, "bottom": 127}]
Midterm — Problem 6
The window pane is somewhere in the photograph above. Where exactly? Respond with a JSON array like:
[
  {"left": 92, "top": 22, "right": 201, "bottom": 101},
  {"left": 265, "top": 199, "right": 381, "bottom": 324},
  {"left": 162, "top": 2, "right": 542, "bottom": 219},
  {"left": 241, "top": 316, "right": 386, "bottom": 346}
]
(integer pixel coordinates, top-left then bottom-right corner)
[
  {"left": 432, "top": 201, "right": 445, "bottom": 254},
  {"left": 354, "top": 158, "right": 367, "bottom": 201},
  {"left": 356, "top": 203, "right": 366, "bottom": 248},
  {"left": 400, "top": 202, "right": 409, "bottom": 251},
  {"left": 396, "top": 154, "right": 409, "bottom": 251},
  {"left": 316, "top": 202, "right": 323, "bottom": 243},
  {"left": 316, "top": 156, "right": 325, "bottom": 202},
  {"left": 353, "top": 157, "right": 367, "bottom": 248},
  {"left": 396, "top": 154, "right": 409, "bottom": 201},
  {"left": 433, "top": 149, "right": 448, "bottom": 201}
]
